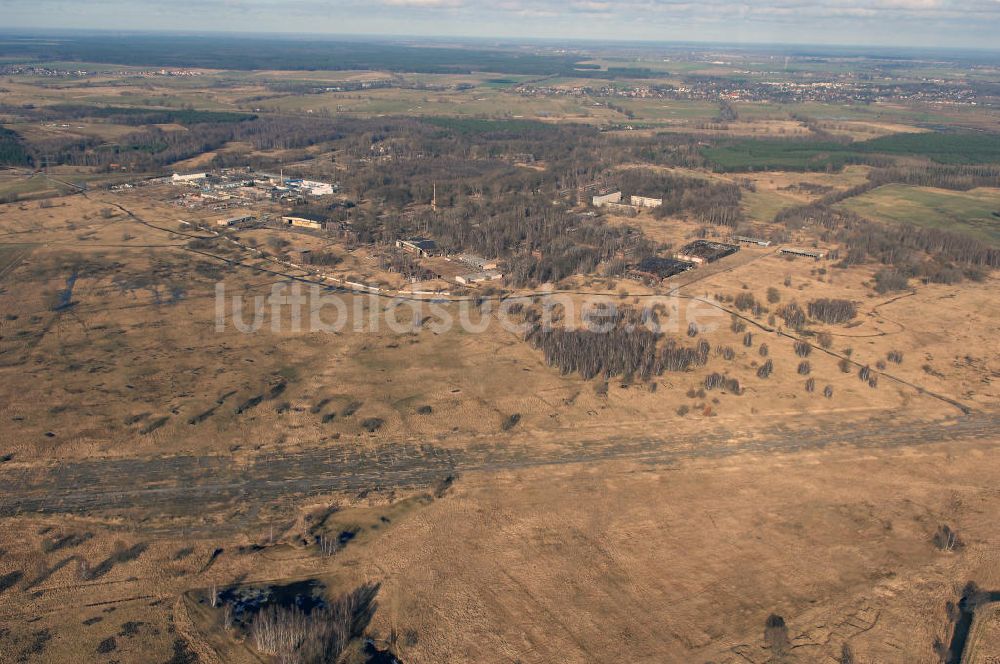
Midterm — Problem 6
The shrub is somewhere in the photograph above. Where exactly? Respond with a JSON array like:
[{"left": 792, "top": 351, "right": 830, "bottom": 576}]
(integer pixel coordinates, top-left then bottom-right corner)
[
  {"left": 757, "top": 359, "right": 773, "bottom": 379},
  {"left": 932, "top": 524, "right": 963, "bottom": 551},
  {"left": 501, "top": 413, "right": 521, "bottom": 431},
  {"left": 734, "top": 292, "right": 757, "bottom": 312},
  {"left": 766, "top": 287, "right": 781, "bottom": 304},
  {"left": 361, "top": 418, "right": 384, "bottom": 433},
  {"left": 798, "top": 361, "right": 811, "bottom": 375},
  {"left": 873, "top": 269, "right": 910, "bottom": 294},
  {"left": 794, "top": 341, "right": 812, "bottom": 357}
]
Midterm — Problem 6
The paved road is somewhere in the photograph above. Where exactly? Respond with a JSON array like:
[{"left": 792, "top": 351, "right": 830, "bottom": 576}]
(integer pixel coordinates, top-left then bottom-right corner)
[{"left": 0, "top": 411, "right": 996, "bottom": 536}]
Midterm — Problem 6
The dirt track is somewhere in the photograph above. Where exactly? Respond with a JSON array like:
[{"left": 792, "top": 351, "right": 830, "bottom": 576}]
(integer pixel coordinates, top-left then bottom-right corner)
[{"left": 0, "top": 411, "right": 996, "bottom": 535}]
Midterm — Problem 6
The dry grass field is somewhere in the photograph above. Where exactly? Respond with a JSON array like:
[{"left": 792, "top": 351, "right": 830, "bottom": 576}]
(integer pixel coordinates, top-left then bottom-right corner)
[
  {"left": 0, "top": 181, "right": 995, "bottom": 661},
  {"left": 0, "top": 53, "right": 998, "bottom": 663}
]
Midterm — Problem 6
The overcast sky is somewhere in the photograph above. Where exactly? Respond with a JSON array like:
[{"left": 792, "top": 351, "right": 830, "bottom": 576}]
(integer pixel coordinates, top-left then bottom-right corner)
[{"left": 4, "top": 0, "right": 1000, "bottom": 50}]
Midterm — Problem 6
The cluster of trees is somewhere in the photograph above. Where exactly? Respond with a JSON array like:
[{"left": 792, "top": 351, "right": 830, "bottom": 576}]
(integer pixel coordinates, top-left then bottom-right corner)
[
  {"left": 777, "top": 302, "right": 807, "bottom": 330},
  {"left": 416, "top": 195, "right": 651, "bottom": 287},
  {"left": 612, "top": 169, "right": 745, "bottom": 227},
  {"left": 25, "top": 104, "right": 256, "bottom": 126},
  {"left": 807, "top": 298, "right": 857, "bottom": 324},
  {"left": 777, "top": 202, "right": 999, "bottom": 279},
  {"left": 524, "top": 311, "right": 712, "bottom": 381},
  {"left": 4, "top": 108, "right": 346, "bottom": 171},
  {"left": 248, "top": 583, "right": 378, "bottom": 664},
  {"left": 0, "top": 126, "right": 30, "bottom": 166},
  {"left": 704, "top": 372, "right": 742, "bottom": 393},
  {"left": 866, "top": 163, "right": 1000, "bottom": 192}
]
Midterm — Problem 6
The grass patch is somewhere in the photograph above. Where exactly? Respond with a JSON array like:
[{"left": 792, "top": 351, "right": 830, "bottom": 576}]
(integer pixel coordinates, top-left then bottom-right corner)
[
  {"left": 704, "top": 132, "right": 1000, "bottom": 171},
  {"left": 836, "top": 184, "right": 1000, "bottom": 244}
]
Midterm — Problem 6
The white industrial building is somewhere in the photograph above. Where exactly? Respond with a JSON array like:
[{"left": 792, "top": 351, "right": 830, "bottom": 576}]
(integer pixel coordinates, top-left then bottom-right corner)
[
  {"left": 592, "top": 191, "right": 622, "bottom": 207},
  {"left": 172, "top": 172, "right": 207, "bottom": 184},
  {"left": 630, "top": 195, "right": 663, "bottom": 209}
]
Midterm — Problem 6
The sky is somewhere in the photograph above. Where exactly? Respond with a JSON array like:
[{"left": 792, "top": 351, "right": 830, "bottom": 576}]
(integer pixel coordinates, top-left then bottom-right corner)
[{"left": 4, "top": 0, "right": 1000, "bottom": 50}]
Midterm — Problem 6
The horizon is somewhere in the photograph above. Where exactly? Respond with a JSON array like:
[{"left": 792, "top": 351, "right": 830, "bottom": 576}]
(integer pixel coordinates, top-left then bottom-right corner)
[
  {"left": 3, "top": 0, "right": 1000, "bottom": 51},
  {"left": 3, "top": 27, "right": 1000, "bottom": 61}
]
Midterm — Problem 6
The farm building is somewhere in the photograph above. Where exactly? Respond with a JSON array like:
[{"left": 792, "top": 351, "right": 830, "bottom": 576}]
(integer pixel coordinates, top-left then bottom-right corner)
[
  {"left": 733, "top": 235, "right": 771, "bottom": 247},
  {"left": 396, "top": 238, "right": 439, "bottom": 258},
  {"left": 779, "top": 247, "right": 826, "bottom": 258},
  {"left": 282, "top": 213, "right": 326, "bottom": 230},
  {"left": 630, "top": 195, "right": 663, "bottom": 209},
  {"left": 629, "top": 257, "right": 694, "bottom": 281},
  {"left": 677, "top": 240, "right": 740, "bottom": 264},
  {"left": 592, "top": 191, "right": 623, "bottom": 207}
]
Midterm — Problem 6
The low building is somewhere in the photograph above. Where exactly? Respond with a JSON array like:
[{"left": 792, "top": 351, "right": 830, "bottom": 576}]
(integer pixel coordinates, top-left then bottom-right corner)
[
  {"left": 282, "top": 213, "right": 326, "bottom": 230},
  {"left": 216, "top": 214, "right": 255, "bottom": 227},
  {"left": 779, "top": 247, "right": 825, "bottom": 259},
  {"left": 396, "top": 238, "right": 438, "bottom": 258},
  {"left": 630, "top": 195, "right": 663, "bottom": 209},
  {"left": 602, "top": 201, "right": 638, "bottom": 215},
  {"left": 456, "top": 254, "right": 499, "bottom": 271},
  {"left": 301, "top": 180, "right": 335, "bottom": 196},
  {"left": 592, "top": 191, "right": 622, "bottom": 207},
  {"left": 676, "top": 240, "right": 740, "bottom": 264},
  {"left": 629, "top": 257, "right": 694, "bottom": 282},
  {"left": 456, "top": 270, "right": 504, "bottom": 285},
  {"left": 733, "top": 235, "right": 771, "bottom": 247},
  {"left": 172, "top": 172, "right": 207, "bottom": 184}
]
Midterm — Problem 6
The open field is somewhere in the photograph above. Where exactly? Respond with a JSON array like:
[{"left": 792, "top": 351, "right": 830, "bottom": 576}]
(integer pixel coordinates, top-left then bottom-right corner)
[
  {"left": 0, "top": 34, "right": 999, "bottom": 664},
  {"left": 837, "top": 184, "right": 1000, "bottom": 244}
]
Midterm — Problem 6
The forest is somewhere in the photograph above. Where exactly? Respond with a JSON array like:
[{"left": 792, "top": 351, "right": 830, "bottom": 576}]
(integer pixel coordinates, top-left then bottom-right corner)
[{"left": 0, "top": 126, "right": 30, "bottom": 166}]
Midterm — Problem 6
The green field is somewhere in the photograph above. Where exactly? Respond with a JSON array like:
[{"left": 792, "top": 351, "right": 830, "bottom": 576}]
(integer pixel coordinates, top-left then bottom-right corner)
[
  {"left": 704, "top": 132, "right": 1000, "bottom": 171},
  {"left": 836, "top": 184, "right": 1000, "bottom": 244}
]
